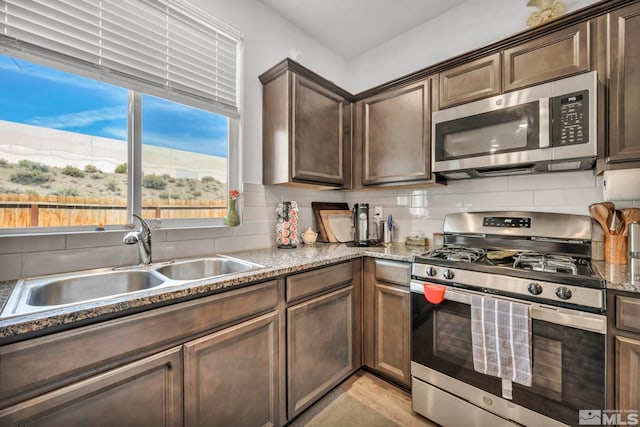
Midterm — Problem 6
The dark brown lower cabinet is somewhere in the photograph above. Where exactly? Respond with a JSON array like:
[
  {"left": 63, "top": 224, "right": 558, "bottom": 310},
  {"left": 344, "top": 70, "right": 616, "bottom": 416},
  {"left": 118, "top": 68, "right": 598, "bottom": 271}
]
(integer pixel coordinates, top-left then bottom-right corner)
[
  {"left": 616, "top": 335, "right": 640, "bottom": 410},
  {"left": 184, "top": 311, "right": 280, "bottom": 427},
  {"left": 0, "top": 260, "right": 364, "bottom": 427},
  {"left": 0, "top": 280, "right": 280, "bottom": 427},
  {"left": 0, "top": 347, "right": 183, "bottom": 427},
  {"left": 287, "top": 285, "right": 356, "bottom": 418},
  {"left": 611, "top": 293, "right": 640, "bottom": 412},
  {"left": 364, "top": 258, "right": 411, "bottom": 388}
]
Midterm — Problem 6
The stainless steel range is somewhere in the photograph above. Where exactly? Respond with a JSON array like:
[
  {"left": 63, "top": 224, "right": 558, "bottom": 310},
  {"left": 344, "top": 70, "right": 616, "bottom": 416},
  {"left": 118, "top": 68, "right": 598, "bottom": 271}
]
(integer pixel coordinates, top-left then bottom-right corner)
[{"left": 410, "top": 211, "right": 606, "bottom": 427}]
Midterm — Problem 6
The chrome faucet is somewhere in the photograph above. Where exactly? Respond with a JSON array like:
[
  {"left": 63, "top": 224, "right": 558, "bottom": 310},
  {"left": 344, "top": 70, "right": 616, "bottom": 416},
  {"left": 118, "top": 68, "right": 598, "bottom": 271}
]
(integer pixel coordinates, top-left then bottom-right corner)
[{"left": 123, "top": 213, "right": 152, "bottom": 265}]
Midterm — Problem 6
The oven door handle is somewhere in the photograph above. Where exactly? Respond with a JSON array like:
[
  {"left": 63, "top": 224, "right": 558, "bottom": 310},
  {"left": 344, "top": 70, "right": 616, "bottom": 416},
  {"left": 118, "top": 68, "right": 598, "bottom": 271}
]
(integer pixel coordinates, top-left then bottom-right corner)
[{"left": 410, "top": 281, "right": 606, "bottom": 334}]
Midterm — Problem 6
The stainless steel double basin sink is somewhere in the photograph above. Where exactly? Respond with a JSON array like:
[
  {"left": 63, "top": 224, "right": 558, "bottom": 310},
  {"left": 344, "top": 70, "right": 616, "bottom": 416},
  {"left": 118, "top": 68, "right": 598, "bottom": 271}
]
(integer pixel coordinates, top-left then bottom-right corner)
[{"left": 1, "top": 256, "right": 265, "bottom": 317}]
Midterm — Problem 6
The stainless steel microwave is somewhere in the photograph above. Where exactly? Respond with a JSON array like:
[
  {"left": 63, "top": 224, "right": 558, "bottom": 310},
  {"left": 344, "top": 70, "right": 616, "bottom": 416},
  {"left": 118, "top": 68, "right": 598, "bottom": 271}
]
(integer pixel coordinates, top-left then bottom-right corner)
[{"left": 432, "top": 71, "right": 597, "bottom": 179}]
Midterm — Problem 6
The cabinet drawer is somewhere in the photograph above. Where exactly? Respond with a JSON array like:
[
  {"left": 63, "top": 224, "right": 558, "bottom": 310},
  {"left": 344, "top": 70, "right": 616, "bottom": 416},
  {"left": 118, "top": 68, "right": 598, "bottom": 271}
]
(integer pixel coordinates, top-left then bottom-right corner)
[
  {"left": 375, "top": 259, "right": 410, "bottom": 287},
  {"left": 617, "top": 296, "right": 640, "bottom": 334},
  {"left": 286, "top": 262, "right": 352, "bottom": 303},
  {"left": 0, "top": 280, "right": 277, "bottom": 408}
]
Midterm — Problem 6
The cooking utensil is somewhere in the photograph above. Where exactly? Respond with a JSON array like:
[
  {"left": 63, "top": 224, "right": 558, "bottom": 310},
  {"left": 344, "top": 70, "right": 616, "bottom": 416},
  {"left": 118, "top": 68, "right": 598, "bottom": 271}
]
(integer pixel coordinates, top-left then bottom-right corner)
[
  {"left": 601, "top": 201, "right": 615, "bottom": 211},
  {"left": 588, "top": 202, "right": 613, "bottom": 234},
  {"left": 622, "top": 208, "right": 640, "bottom": 236},
  {"left": 609, "top": 210, "right": 623, "bottom": 235}
]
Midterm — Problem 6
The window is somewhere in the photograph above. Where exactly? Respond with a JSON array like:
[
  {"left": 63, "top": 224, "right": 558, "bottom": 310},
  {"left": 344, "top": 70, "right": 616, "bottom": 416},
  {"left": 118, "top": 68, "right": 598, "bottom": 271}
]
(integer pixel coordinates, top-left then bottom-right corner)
[
  {"left": 0, "top": 0, "right": 242, "bottom": 231},
  {"left": 140, "top": 94, "right": 229, "bottom": 220}
]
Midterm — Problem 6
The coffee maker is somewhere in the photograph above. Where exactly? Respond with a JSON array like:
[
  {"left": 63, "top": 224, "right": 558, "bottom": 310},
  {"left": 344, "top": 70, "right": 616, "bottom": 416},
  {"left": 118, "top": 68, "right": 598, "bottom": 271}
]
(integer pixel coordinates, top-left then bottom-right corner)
[{"left": 353, "top": 203, "right": 370, "bottom": 246}]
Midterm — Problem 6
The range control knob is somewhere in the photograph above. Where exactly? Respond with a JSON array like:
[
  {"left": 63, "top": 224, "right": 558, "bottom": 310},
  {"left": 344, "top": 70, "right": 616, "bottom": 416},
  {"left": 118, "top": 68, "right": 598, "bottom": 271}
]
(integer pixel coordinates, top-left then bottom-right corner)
[
  {"left": 527, "top": 282, "right": 543, "bottom": 296},
  {"left": 555, "top": 287, "right": 573, "bottom": 300},
  {"left": 443, "top": 269, "right": 455, "bottom": 280},
  {"left": 425, "top": 267, "right": 437, "bottom": 277}
]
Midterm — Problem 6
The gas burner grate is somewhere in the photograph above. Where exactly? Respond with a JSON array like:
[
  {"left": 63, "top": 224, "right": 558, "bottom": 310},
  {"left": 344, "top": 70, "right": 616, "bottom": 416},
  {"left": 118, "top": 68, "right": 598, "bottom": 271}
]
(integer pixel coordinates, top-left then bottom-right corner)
[
  {"left": 513, "top": 252, "right": 578, "bottom": 275},
  {"left": 424, "top": 246, "right": 487, "bottom": 263}
]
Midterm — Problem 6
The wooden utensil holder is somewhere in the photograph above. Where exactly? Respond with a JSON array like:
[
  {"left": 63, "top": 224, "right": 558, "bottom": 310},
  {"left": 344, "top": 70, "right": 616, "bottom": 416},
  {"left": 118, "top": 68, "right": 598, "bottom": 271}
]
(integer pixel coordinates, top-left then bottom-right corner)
[{"left": 605, "top": 234, "right": 628, "bottom": 264}]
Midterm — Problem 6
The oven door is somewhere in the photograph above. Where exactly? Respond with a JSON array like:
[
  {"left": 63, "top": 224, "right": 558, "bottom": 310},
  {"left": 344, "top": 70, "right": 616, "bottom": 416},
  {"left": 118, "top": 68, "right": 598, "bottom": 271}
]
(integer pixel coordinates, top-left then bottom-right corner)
[{"left": 410, "top": 281, "right": 606, "bottom": 427}]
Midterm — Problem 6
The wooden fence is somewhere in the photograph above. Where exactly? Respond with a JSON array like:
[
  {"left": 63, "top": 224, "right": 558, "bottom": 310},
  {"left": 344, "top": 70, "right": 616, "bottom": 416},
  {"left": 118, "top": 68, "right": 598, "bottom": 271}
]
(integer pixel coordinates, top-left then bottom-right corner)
[{"left": 0, "top": 194, "right": 227, "bottom": 228}]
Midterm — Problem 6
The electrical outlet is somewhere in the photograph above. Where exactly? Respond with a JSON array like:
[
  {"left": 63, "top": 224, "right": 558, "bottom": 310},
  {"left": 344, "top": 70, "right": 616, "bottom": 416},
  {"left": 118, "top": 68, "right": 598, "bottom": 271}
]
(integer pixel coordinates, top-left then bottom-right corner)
[{"left": 374, "top": 206, "right": 383, "bottom": 216}]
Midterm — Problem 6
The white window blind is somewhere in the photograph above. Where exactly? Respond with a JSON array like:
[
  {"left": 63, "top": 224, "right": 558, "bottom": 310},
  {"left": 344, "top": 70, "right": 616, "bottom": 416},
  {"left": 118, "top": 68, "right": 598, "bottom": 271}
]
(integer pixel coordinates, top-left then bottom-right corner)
[{"left": 0, "top": 0, "right": 241, "bottom": 118}]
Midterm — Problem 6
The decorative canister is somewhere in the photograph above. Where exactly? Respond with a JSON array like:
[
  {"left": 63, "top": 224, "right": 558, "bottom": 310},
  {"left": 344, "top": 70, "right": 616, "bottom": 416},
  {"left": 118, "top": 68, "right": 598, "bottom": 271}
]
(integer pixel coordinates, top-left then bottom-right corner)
[{"left": 276, "top": 201, "right": 298, "bottom": 248}]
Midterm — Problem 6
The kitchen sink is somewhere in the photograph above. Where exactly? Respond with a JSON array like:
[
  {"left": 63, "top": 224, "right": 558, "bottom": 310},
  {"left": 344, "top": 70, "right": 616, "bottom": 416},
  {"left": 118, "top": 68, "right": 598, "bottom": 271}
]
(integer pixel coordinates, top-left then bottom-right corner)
[
  {"left": 1, "top": 269, "right": 169, "bottom": 317},
  {"left": 27, "top": 270, "right": 166, "bottom": 306},
  {"left": 1, "top": 256, "right": 265, "bottom": 318},
  {"left": 154, "top": 257, "right": 264, "bottom": 281}
]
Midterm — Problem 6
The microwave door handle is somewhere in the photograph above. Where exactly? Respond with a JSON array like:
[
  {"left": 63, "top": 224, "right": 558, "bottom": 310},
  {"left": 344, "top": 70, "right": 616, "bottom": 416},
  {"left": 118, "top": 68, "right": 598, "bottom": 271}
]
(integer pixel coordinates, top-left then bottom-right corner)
[{"left": 539, "top": 97, "right": 550, "bottom": 148}]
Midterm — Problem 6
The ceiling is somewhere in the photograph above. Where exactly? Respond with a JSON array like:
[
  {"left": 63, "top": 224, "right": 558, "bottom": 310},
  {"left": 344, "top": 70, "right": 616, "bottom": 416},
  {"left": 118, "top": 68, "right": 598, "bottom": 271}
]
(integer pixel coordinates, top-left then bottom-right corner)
[{"left": 259, "top": 0, "right": 468, "bottom": 59}]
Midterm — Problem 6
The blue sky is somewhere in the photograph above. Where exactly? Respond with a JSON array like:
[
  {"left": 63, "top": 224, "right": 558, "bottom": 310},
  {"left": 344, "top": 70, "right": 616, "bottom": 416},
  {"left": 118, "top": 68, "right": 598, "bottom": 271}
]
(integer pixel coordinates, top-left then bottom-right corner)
[{"left": 0, "top": 54, "right": 228, "bottom": 157}]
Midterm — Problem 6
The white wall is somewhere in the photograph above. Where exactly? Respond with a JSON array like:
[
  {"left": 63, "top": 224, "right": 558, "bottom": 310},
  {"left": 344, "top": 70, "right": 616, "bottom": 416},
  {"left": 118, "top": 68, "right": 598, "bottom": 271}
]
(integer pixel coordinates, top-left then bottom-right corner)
[{"left": 346, "top": 0, "right": 601, "bottom": 93}]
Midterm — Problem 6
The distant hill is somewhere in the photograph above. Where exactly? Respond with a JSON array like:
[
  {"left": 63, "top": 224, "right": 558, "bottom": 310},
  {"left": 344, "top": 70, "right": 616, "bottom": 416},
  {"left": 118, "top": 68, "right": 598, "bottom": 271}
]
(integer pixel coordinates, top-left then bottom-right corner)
[{"left": 0, "top": 119, "right": 228, "bottom": 184}]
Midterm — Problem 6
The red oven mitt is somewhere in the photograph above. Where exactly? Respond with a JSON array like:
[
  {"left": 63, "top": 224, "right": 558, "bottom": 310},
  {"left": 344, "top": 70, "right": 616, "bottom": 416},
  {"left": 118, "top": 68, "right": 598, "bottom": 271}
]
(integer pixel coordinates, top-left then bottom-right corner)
[{"left": 423, "top": 283, "right": 446, "bottom": 304}]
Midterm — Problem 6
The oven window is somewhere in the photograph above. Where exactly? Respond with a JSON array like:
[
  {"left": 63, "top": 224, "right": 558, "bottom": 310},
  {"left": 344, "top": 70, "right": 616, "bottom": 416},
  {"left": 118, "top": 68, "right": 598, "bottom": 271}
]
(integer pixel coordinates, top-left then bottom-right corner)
[{"left": 435, "top": 101, "right": 539, "bottom": 161}]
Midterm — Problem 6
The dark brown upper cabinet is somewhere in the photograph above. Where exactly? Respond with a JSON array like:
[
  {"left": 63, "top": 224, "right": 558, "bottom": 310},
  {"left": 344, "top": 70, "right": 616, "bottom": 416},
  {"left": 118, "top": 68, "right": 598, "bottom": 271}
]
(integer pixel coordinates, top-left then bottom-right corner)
[
  {"left": 437, "top": 23, "right": 590, "bottom": 110},
  {"left": 503, "top": 22, "right": 590, "bottom": 91},
  {"left": 359, "top": 79, "right": 433, "bottom": 186},
  {"left": 261, "top": 2, "right": 636, "bottom": 187},
  {"left": 260, "top": 59, "right": 351, "bottom": 188},
  {"left": 604, "top": 3, "right": 640, "bottom": 166},
  {"left": 439, "top": 53, "right": 501, "bottom": 109}
]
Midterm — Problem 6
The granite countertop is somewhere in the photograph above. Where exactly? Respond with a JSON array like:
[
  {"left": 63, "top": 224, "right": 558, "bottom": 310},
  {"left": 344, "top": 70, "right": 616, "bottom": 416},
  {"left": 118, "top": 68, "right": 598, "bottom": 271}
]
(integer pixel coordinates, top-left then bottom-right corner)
[
  {"left": 0, "top": 243, "right": 423, "bottom": 342},
  {"left": 1, "top": 243, "right": 637, "bottom": 343},
  {"left": 593, "top": 260, "right": 640, "bottom": 293}
]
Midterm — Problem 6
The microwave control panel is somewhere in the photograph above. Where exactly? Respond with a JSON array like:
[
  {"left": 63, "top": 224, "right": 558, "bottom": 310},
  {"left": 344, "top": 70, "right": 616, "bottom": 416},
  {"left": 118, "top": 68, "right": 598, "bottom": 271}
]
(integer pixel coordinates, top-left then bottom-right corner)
[{"left": 550, "top": 89, "right": 589, "bottom": 147}]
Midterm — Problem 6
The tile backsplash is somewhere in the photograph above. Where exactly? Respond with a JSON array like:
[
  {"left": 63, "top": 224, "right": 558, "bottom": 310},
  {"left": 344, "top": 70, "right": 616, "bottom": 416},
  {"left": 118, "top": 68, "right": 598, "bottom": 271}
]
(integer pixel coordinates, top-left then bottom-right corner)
[
  {"left": 0, "top": 170, "right": 637, "bottom": 281},
  {"left": 344, "top": 170, "right": 638, "bottom": 244}
]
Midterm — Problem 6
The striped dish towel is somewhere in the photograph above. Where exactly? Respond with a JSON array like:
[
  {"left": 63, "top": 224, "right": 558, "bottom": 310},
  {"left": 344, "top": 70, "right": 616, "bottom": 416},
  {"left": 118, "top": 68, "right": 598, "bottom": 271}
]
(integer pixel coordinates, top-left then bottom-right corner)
[{"left": 471, "top": 294, "right": 532, "bottom": 396}]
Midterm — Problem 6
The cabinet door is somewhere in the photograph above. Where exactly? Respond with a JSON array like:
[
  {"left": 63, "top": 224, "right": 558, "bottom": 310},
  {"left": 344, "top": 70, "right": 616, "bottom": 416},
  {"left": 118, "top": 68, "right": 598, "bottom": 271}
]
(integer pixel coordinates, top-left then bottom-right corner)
[
  {"left": 372, "top": 282, "right": 411, "bottom": 388},
  {"left": 361, "top": 80, "right": 431, "bottom": 185},
  {"left": 439, "top": 53, "right": 501, "bottom": 108},
  {"left": 503, "top": 22, "right": 590, "bottom": 91},
  {"left": 616, "top": 336, "right": 640, "bottom": 410},
  {"left": 607, "top": 4, "right": 640, "bottom": 164},
  {"left": 287, "top": 285, "right": 355, "bottom": 418},
  {"left": 0, "top": 347, "right": 183, "bottom": 427},
  {"left": 363, "top": 259, "right": 411, "bottom": 388},
  {"left": 184, "top": 311, "right": 280, "bottom": 427},
  {"left": 292, "top": 74, "right": 346, "bottom": 184}
]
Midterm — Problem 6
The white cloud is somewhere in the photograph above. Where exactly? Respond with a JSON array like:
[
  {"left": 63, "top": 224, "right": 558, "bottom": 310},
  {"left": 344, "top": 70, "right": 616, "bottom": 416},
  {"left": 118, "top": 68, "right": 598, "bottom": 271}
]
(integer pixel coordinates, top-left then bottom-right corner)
[
  {"left": 101, "top": 126, "right": 128, "bottom": 141},
  {"left": 27, "top": 106, "right": 127, "bottom": 129}
]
